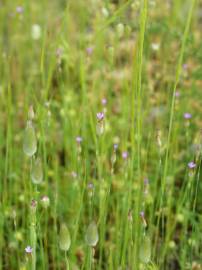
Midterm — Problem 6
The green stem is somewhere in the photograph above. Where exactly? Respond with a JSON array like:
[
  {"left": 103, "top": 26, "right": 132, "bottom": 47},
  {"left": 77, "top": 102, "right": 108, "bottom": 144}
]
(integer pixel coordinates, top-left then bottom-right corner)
[{"left": 65, "top": 251, "right": 69, "bottom": 270}]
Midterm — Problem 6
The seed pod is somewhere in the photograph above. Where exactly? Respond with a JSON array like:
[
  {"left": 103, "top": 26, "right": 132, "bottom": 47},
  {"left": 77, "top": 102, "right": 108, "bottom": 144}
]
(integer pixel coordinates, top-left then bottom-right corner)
[
  {"left": 31, "top": 24, "right": 41, "bottom": 40},
  {"left": 116, "top": 23, "right": 124, "bottom": 38},
  {"left": 85, "top": 222, "right": 99, "bottom": 247},
  {"left": 31, "top": 157, "right": 43, "bottom": 185},
  {"left": 59, "top": 224, "right": 71, "bottom": 251},
  {"left": 23, "top": 121, "right": 37, "bottom": 157},
  {"left": 139, "top": 235, "right": 151, "bottom": 264}
]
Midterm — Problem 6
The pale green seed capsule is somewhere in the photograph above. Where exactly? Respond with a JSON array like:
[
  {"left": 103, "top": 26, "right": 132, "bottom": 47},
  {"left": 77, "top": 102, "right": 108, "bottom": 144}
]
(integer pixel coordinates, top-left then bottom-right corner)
[
  {"left": 85, "top": 222, "right": 99, "bottom": 247},
  {"left": 139, "top": 235, "right": 151, "bottom": 264},
  {"left": 23, "top": 121, "right": 37, "bottom": 157},
  {"left": 59, "top": 224, "right": 71, "bottom": 251},
  {"left": 116, "top": 23, "right": 124, "bottom": 38},
  {"left": 31, "top": 157, "right": 43, "bottom": 185}
]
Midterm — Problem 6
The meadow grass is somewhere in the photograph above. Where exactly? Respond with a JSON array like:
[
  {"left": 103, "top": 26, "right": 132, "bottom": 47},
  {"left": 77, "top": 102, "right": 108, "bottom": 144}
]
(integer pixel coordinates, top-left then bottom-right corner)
[{"left": 0, "top": 0, "right": 202, "bottom": 269}]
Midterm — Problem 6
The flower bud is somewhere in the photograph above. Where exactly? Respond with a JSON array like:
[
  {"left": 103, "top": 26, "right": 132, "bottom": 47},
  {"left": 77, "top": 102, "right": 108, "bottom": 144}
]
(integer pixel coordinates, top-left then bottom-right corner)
[
  {"left": 31, "top": 157, "right": 43, "bottom": 185},
  {"left": 139, "top": 235, "right": 151, "bottom": 264},
  {"left": 23, "top": 121, "right": 37, "bottom": 157},
  {"left": 59, "top": 224, "right": 71, "bottom": 251},
  {"left": 85, "top": 222, "right": 99, "bottom": 247},
  {"left": 116, "top": 23, "right": 124, "bottom": 38}
]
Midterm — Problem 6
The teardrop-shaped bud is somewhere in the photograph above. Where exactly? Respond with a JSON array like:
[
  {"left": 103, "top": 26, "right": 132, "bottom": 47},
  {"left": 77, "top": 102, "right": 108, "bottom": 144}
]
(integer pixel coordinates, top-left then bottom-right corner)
[
  {"left": 116, "top": 23, "right": 124, "bottom": 38},
  {"left": 23, "top": 121, "right": 37, "bottom": 157},
  {"left": 31, "top": 157, "right": 43, "bottom": 184},
  {"left": 139, "top": 235, "right": 151, "bottom": 264},
  {"left": 85, "top": 221, "right": 99, "bottom": 247},
  {"left": 59, "top": 224, "right": 71, "bottom": 251}
]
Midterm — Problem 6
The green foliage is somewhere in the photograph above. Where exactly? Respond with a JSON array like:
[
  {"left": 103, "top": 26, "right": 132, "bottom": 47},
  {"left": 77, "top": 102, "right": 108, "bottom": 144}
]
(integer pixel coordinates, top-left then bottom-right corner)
[{"left": 0, "top": 0, "right": 201, "bottom": 269}]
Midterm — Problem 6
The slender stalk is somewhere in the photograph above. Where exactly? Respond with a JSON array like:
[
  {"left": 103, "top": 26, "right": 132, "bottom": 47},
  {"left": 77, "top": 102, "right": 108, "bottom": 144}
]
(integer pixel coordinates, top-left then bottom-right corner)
[
  {"left": 155, "top": 0, "right": 197, "bottom": 262},
  {"left": 65, "top": 251, "right": 69, "bottom": 270},
  {"left": 131, "top": 1, "right": 148, "bottom": 269}
]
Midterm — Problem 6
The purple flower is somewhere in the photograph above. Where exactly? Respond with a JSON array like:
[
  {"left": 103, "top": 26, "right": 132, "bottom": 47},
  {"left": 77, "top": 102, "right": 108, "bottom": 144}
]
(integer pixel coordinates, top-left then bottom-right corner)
[
  {"left": 184, "top": 113, "right": 192, "bottom": 119},
  {"left": 183, "top": 63, "right": 188, "bottom": 70},
  {"left": 76, "top": 136, "right": 83, "bottom": 143},
  {"left": 140, "top": 211, "right": 145, "bottom": 218},
  {"left": 16, "top": 6, "right": 24, "bottom": 13},
  {"left": 25, "top": 246, "right": 33, "bottom": 253},
  {"left": 87, "top": 182, "right": 94, "bottom": 190},
  {"left": 56, "top": 47, "right": 63, "bottom": 57},
  {"left": 175, "top": 91, "right": 180, "bottom": 97},
  {"left": 144, "top": 178, "right": 149, "bottom": 185},
  {"left": 101, "top": 98, "right": 107, "bottom": 106},
  {"left": 113, "top": 144, "right": 118, "bottom": 151},
  {"left": 96, "top": 112, "right": 104, "bottom": 121},
  {"left": 188, "top": 161, "right": 196, "bottom": 169},
  {"left": 31, "top": 199, "right": 37, "bottom": 208},
  {"left": 86, "top": 47, "right": 94, "bottom": 55},
  {"left": 122, "top": 151, "right": 128, "bottom": 159}
]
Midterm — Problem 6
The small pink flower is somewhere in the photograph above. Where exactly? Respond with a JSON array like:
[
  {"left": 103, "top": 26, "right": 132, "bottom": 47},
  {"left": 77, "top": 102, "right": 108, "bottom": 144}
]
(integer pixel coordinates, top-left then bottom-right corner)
[
  {"left": 96, "top": 112, "right": 104, "bottom": 121},
  {"left": 114, "top": 144, "right": 118, "bottom": 151},
  {"left": 184, "top": 113, "right": 192, "bottom": 119},
  {"left": 122, "top": 151, "right": 128, "bottom": 159},
  {"left": 101, "top": 98, "right": 107, "bottom": 106},
  {"left": 86, "top": 47, "right": 94, "bottom": 55},
  {"left": 144, "top": 178, "right": 149, "bottom": 185},
  {"left": 31, "top": 199, "right": 37, "bottom": 208},
  {"left": 16, "top": 6, "right": 24, "bottom": 14},
  {"left": 25, "top": 246, "right": 33, "bottom": 253},
  {"left": 188, "top": 161, "right": 196, "bottom": 169},
  {"left": 76, "top": 136, "right": 83, "bottom": 143},
  {"left": 87, "top": 182, "right": 94, "bottom": 190},
  {"left": 175, "top": 91, "right": 180, "bottom": 97}
]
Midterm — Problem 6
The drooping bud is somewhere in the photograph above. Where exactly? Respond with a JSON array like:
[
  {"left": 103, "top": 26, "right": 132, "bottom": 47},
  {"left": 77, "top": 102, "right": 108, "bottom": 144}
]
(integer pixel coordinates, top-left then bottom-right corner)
[
  {"left": 85, "top": 222, "right": 99, "bottom": 247},
  {"left": 23, "top": 121, "right": 37, "bottom": 157},
  {"left": 59, "top": 224, "right": 71, "bottom": 251},
  {"left": 139, "top": 235, "right": 151, "bottom": 264},
  {"left": 116, "top": 23, "right": 124, "bottom": 38},
  {"left": 31, "top": 157, "right": 43, "bottom": 185}
]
